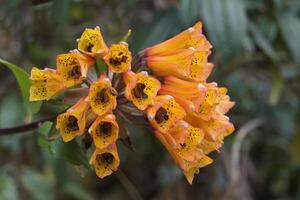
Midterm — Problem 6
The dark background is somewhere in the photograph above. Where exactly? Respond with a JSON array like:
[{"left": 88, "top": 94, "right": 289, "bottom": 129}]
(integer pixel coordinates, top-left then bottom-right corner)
[{"left": 0, "top": 0, "right": 300, "bottom": 199}]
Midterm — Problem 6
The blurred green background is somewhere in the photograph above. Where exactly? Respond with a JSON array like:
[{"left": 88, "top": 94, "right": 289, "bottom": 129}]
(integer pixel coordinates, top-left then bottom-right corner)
[{"left": 1, "top": 0, "right": 300, "bottom": 199}]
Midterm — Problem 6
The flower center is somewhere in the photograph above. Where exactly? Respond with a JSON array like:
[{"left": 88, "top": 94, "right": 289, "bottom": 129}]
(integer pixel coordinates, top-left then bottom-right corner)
[
  {"left": 86, "top": 43, "right": 94, "bottom": 52},
  {"left": 97, "top": 122, "right": 112, "bottom": 137},
  {"left": 155, "top": 107, "right": 169, "bottom": 124},
  {"left": 96, "top": 88, "right": 109, "bottom": 103},
  {"left": 109, "top": 52, "right": 128, "bottom": 66},
  {"left": 67, "top": 115, "right": 79, "bottom": 132},
  {"left": 132, "top": 83, "right": 148, "bottom": 99},
  {"left": 96, "top": 153, "right": 114, "bottom": 166},
  {"left": 69, "top": 65, "right": 81, "bottom": 79}
]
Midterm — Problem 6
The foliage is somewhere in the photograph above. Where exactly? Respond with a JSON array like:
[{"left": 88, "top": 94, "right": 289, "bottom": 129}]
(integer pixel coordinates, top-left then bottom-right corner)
[{"left": 0, "top": 0, "right": 300, "bottom": 199}]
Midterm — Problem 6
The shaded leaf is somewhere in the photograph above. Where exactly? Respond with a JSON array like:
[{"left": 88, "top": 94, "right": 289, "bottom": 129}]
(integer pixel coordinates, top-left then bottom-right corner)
[
  {"left": 0, "top": 174, "right": 18, "bottom": 200},
  {"left": 0, "top": 58, "right": 42, "bottom": 117}
]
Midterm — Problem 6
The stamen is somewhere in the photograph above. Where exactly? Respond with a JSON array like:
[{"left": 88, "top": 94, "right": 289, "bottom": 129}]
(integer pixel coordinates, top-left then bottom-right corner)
[{"left": 86, "top": 43, "right": 94, "bottom": 52}]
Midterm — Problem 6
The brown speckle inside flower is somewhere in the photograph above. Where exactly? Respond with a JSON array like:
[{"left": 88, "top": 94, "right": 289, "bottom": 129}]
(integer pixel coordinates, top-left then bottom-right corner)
[
  {"left": 132, "top": 83, "right": 148, "bottom": 99},
  {"left": 69, "top": 65, "right": 81, "bottom": 79},
  {"left": 67, "top": 115, "right": 79, "bottom": 132},
  {"left": 97, "top": 122, "right": 112, "bottom": 137},
  {"left": 155, "top": 107, "right": 169, "bottom": 124},
  {"left": 96, "top": 88, "right": 109, "bottom": 103},
  {"left": 96, "top": 153, "right": 114, "bottom": 167},
  {"left": 86, "top": 43, "right": 94, "bottom": 52},
  {"left": 109, "top": 55, "right": 128, "bottom": 66}
]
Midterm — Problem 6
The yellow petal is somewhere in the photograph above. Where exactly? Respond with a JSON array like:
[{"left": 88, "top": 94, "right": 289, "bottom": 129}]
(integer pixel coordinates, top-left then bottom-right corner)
[
  {"left": 104, "top": 42, "right": 131, "bottom": 73},
  {"left": 78, "top": 26, "right": 108, "bottom": 58},
  {"left": 124, "top": 71, "right": 161, "bottom": 110},
  {"left": 88, "top": 75, "right": 117, "bottom": 115},
  {"left": 90, "top": 144, "right": 120, "bottom": 178},
  {"left": 56, "top": 98, "right": 88, "bottom": 142},
  {"left": 29, "top": 67, "right": 65, "bottom": 101},
  {"left": 89, "top": 114, "right": 119, "bottom": 149}
]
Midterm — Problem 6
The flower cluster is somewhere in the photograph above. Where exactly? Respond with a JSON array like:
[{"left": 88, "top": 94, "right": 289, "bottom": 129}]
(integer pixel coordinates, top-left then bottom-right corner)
[{"left": 29, "top": 22, "right": 234, "bottom": 184}]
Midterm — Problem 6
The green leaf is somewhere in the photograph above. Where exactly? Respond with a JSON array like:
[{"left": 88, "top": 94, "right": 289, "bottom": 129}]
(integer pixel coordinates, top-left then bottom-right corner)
[
  {"left": 21, "top": 168, "right": 53, "bottom": 200},
  {"left": 0, "top": 58, "right": 42, "bottom": 117},
  {"left": 37, "top": 121, "right": 53, "bottom": 148},
  {"left": 63, "top": 182, "right": 93, "bottom": 200},
  {"left": 51, "top": 0, "right": 71, "bottom": 27},
  {"left": 277, "top": 11, "right": 300, "bottom": 64},
  {"left": 95, "top": 59, "right": 107, "bottom": 76},
  {"left": 199, "top": 0, "right": 248, "bottom": 61},
  {"left": 49, "top": 139, "right": 90, "bottom": 169},
  {"left": 177, "top": 0, "right": 201, "bottom": 26},
  {"left": 0, "top": 174, "right": 19, "bottom": 200}
]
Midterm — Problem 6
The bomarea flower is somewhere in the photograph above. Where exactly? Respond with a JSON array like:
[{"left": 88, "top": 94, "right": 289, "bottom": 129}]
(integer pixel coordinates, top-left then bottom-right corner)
[
  {"left": 104, "top": 42, "right": 132, "bottom": 73},
  {"left": 28, "top": 21, "right": 234, "bottom": 184},
  {"left": 154, "top": 121, "right": 213, "bottom": 184},
  {"left": 56, "top": 98, "right": 89, "bottom": 142},
  {"left": 89, "top": 114, "right": 119, "bottom": 149},
  {"left": 29, "top": 67, "right": 65, "bottom": 101},
  {"left": 90, "top": 144, "right": 120, "bottom": 178},
  {"left": 57, "top": 50, "right": 95, "bottom": 87},
  {"left": 159, "top": 76, "right": 235, "bottom": 120},
  {"left": 88, "top": 75, "right": 117, "bottom": 116},
  {"left": 123, "top": 71, "right": 161, "bottom": 110},
  {"left": 77, "top": 26, "right": 108, "bottom": 58}
]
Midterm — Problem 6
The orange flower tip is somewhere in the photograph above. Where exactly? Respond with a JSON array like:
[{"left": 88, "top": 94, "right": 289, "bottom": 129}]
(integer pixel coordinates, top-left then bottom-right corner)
[
  {"left": 223, "top": 115, "right": 230, "bottom": 120},
  {"left": 197, "top": 83, "right": 206, "bottom": 89},
  {"left": 188, "top": 27, "right": 194, "bottom": 33},
  {"left": 140, "top": 71, "right": 148, "bottom": 75},
  {"left": 211, "top": 82, "right": 218, "bottom": 86},
  {"left": 188, "top": 46, "right": 196, "bottom": 51}
]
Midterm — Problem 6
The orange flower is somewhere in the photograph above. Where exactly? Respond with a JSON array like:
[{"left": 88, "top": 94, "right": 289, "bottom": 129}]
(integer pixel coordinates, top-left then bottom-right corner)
[
  {"left": 104, "top": 42, "right": 132, "bottom": 73},
  {"left": 56, "top": 98, "right": 89, "bottom": 142},
  {"left": 146, "top": 95, "right": 186, "bottom": 133},
  {"left": 146, "top": 49, "right": 213, "bottom": 81},
  {"left": 77, "top": 26, "right": 108, "bottom": 58},
  {"left": 57, "top": 50, "right": 95, "bottom": 87},
  {"left": 185, "top": 111, "right": 234, "bottom": 154},
  {"left": 88, "top": 74, "right": 117, "bottom": 116},
  {"left": 159, "top": 76, "right": 235, "bottom": 121},
  {"left": 29, "top": 67, "right": 65, "bottom": 101},
  {"left": 89, "top": 144, "right": 120, "bottom": 178},
  {"left": 155, "top": 122, "right": 213, "bottom": 184},
  {"left": 123, "top": 71, "right": 161, "bottom": 110},
  {"left": 89, "top": 114, "right": 119, "bottom": 149},
  {"left": 145, "top": 22, "right": 212, "bottom": 57}
]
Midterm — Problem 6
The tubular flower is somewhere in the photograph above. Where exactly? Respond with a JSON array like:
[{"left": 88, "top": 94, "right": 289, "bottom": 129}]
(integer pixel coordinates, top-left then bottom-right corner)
[
  {"left": 27, "top": 22, "right": 234, "bottom": 183},
  {"left": 145, "top": 48, "right": 212, "bottom": 80},
  {"left": 89, "top": 114, "right": 119, "bottom": 149},
  {"left": 57, "top": 50, "right": 95, "bottom": 87},
  {"left": 104, "top": 42, "right": 131, "bottom": 73},
  {"left": 159, "top": 76, "right": 235, "bottom": 120},
  {"left": 56, "top": 98, "right": 89, "bottom": 142},
  {"left": 123, "top": 71, "right": 161, "bottom": 110},
  {"left": 146, "top": 95, "right": 186, "bottom": 133},
  {"left": 155, "top": 126, "right": 213, "bottom": 184},
  {"left": 29, "top": 67, "right": 65, "bottom": 101},
  {"left": 90, "top": 144, "right": 120, "bottom": 178},
  {"left": 88, "top": 75, "right": 117, "bottom": 116},
  {"left": 145, "top": 22, "right": 212, "bottom": 57},
  {"left": 77, "top": 26, "right": 108, "bottom": 58}
]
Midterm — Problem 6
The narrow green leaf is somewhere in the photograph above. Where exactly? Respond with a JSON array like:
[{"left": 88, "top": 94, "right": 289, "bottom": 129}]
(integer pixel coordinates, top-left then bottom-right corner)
[
  {"left": 277, "top": 11, "right": 300, "bottom": 64},
  {"left": 0, "top": 58, "right": 42, "bottom": 117}
]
